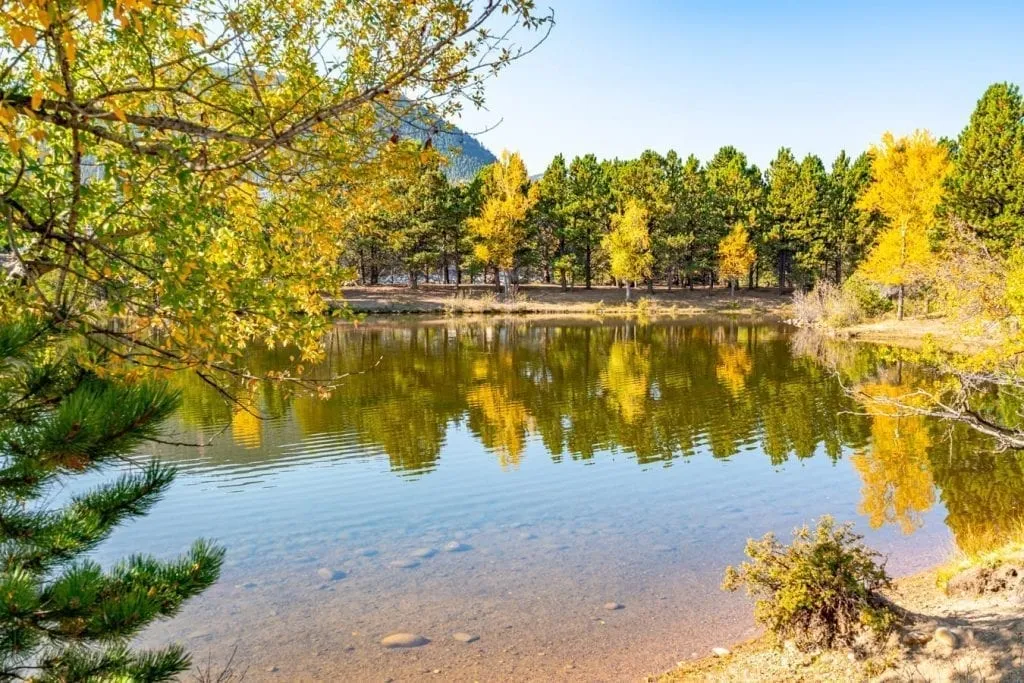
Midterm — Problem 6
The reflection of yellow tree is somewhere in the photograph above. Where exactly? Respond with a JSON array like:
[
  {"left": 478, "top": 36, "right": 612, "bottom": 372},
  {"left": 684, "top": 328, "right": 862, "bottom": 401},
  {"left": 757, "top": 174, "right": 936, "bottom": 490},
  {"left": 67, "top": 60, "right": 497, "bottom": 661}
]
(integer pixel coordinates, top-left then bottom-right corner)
[
  {"left": 851, "top": 383, "right": 935, "bottom": 534},
  {"left": 601, "top": 340, "right": 650, "bottom": 425},
  {"left": 467, "top": 385, "right": 530, "bottom": 469},
  {"left": 230, "top": 399, "right": 263, "bottom": 449},
  {"left": 716, "top": 344, "right": 753, "bottom": 396}
]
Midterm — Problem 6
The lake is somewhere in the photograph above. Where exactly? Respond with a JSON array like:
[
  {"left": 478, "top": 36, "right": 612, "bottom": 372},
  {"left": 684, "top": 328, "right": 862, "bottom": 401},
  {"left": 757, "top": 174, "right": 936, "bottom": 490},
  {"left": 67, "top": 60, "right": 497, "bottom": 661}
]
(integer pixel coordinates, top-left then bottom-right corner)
[{"left": 99, "top": 317, "right": 1024, "bottom": 681}]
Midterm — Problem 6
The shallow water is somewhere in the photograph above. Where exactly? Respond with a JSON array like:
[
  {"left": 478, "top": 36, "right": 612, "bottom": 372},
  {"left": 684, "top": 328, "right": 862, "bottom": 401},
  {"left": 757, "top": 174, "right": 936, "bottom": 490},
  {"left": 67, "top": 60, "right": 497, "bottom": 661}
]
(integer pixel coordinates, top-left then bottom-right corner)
[{"left": 96, "top": 318, "right": 1024, "bottom": 681}]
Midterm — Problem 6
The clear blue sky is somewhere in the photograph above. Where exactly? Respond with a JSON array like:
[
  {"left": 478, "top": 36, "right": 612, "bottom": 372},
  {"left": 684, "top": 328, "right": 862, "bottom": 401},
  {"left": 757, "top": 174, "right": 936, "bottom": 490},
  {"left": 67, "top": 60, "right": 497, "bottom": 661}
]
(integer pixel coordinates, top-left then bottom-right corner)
[{"left": 457, "top": 0, "right": 1024, "bottom": 173}]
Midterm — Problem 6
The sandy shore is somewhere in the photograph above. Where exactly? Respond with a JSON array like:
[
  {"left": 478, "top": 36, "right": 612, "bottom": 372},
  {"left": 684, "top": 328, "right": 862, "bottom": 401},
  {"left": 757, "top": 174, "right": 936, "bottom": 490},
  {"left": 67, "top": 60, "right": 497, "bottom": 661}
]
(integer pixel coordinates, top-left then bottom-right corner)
[{"left": 655, "top": 559, "right": 1024, "bottom": 682}]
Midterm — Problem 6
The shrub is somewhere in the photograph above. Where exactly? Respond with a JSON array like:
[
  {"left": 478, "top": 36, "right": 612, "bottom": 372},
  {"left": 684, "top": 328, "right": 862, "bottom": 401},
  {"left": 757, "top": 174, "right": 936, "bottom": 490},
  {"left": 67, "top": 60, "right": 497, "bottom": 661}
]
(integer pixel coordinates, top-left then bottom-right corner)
[
  {"left": 722, "top": 517, "right": 898, "bottom": 651},
  {"left": 843, "top": 275, "right": 893, "bottom": 318},
  {"left": 791, "top": 280, "right": 864, "bottom": 328}
]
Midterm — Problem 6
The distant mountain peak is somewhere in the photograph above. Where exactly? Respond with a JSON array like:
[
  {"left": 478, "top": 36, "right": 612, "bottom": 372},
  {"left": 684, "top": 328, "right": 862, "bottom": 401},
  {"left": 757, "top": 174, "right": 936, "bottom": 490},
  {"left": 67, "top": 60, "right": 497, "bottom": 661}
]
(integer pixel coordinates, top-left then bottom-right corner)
[{"left": 394, "top": 110, "right": 497, "bottom": 182}]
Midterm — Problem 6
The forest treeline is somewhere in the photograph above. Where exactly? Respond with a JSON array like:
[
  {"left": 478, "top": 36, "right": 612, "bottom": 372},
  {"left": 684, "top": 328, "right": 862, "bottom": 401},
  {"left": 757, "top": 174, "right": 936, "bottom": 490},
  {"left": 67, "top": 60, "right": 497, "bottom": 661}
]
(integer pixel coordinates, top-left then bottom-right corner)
[{"left": 347, "top": 82, "right": 1024, "bottom": 310}]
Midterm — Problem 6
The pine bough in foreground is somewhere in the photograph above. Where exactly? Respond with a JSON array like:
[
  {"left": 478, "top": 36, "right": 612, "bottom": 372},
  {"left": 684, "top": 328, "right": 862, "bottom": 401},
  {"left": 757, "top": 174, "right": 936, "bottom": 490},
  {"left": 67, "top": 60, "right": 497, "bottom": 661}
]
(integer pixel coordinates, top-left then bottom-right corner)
[{"left": 0, "top": 319, "right": 224, "bottom": 681}]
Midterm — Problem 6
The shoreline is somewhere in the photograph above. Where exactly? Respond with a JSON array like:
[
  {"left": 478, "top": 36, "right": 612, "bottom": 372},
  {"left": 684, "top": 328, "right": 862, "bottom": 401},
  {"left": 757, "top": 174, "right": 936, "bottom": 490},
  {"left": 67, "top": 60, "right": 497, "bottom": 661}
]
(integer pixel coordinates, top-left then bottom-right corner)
[
  {"left": 656, "top": 555, "right": 1024, "bottom": 681},
  {"left": 334, "top": 284, "right": 793, "bottom": 319}
]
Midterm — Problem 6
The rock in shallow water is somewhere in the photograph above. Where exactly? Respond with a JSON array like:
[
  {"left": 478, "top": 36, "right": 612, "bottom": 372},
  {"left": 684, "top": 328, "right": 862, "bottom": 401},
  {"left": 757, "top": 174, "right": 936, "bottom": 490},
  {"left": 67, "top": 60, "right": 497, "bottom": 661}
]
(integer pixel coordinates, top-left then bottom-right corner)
[
  {"left": 411, "top": 547, "right": 437, "bottom": 558},
  {"left": 712, "top": 647, "right": 731, "bottom": 657},
  {"left": 389, "top": 559, "right": 420, "bottom": 569},
  {"left": 452, "top": 632, "right": 479, "bottom": 643},
  {"left": 380, "top": 633, "right": 429, "bottom": 648},
  {"left": 444, "top": 541, "right": 471, "bottom": 552},
  {"left": 317, "top": 567, "right": 346, "bottom": 581},
  {"left": 603, "top": 602, "right": 624, "bottom": 611}
]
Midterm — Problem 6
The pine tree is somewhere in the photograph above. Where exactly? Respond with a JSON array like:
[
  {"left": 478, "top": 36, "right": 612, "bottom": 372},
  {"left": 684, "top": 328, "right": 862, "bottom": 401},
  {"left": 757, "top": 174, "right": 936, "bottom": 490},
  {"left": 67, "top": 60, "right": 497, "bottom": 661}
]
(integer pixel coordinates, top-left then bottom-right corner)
[
  {"left": 0, "top": 318, "right": 224, "bottom": 680},
  {"left": 945, "top": 82, "right": 1024, "bottom": 253}
]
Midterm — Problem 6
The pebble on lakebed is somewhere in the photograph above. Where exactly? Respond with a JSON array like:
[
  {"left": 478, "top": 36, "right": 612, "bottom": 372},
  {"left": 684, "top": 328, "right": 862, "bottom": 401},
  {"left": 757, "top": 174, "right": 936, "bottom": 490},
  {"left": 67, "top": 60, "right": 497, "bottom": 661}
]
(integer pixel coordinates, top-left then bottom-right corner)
[
  {"left": 603, "top": 602, "right": 624, "bottom": 611},
  {"left": 389, "top": 559, "right": 420, "bottom": 569},
  {"left": 444, "top": 541, "right": 471, "bottom": 552},
  {"left": 452, "top": 632, "right": 479, "bottom": 643},
  {"left": 712, "top": 647, "right": 731, "bottom": 657},
  {"left": 411, "top": 547, "right": 437, "bottom": 558},
  {"left": 316, "top": 568, "right": 346, "bottom": 581},
  {"left": 380, "top": 633, "right": 429, "bottom": 648}
]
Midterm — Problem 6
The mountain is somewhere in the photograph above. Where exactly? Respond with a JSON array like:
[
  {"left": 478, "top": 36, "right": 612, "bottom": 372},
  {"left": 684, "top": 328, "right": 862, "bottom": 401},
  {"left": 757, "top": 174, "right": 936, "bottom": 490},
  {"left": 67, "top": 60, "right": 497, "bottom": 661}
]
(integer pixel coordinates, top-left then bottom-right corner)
[{"left": 396, "top": 113, "right": 497, "bottom": 183}]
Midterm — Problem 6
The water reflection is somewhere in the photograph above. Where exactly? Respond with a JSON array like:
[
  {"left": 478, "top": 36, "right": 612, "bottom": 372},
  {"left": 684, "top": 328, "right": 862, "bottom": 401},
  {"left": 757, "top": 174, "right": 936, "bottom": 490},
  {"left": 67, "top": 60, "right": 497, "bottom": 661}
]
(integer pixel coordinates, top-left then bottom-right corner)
[{"left": 159, "top": 318, "right": 1022, "bottom": 554}]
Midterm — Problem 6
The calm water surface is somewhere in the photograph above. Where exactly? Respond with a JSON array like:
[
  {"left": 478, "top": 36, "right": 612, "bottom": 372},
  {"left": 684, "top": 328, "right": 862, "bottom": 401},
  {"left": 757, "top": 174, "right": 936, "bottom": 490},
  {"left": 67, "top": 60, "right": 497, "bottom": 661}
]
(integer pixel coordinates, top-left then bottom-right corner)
[{"left": 98, "top": 318, "right": 1024, "bottom": 681}]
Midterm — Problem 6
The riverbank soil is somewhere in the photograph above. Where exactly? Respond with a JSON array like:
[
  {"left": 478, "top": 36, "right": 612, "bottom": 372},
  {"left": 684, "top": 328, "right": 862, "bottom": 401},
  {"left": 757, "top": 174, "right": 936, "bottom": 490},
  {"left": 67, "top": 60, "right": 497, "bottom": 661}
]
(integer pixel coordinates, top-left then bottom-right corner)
[
  {"left": 656, "top": 559, "right": 1024, "bottom": 682},
  {"left": 335, "top": 284, "right": 792, "bottom": 316}
]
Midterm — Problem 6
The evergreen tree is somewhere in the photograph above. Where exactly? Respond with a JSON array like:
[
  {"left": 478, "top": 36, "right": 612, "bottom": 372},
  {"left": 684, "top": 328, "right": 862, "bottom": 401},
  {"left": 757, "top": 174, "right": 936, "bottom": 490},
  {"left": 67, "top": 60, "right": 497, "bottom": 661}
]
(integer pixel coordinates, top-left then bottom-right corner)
[
  {"left": 0, "top": 319, "right": 224, "bottom": 680},
  {"left": 565, "top": 154, "right": 612, "bottom": 289},
  {"left": 765, "top": 147, "right": 802, "bottom": 288},
  {"left": 706, "top": 147, "right": 764, "bottom": 288},
  {"left": 533, "top": 155, "right": 570, "bottom": 285},
  {"left": 945, "top": 83, "right": 1024, "bottom": 253},
  {"left": 825, "top": 151, "right": 876, "bottom": 282},
  {"left": 789, "top": 154, "right": 830, "bottom": 284},
  {"left": 611, "top": 150, "right": 671, "bottom": 290}
]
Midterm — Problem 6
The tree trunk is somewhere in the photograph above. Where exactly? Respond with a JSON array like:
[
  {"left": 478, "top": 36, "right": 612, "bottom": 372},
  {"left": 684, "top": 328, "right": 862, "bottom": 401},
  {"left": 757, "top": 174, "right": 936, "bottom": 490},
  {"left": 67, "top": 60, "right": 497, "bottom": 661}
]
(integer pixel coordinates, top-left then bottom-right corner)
[
  {"left": 585, "top": 240, "right": 592, "bottom": 290},
  {"left": 647, "top": 277, "right": 654, "bottom": 293},
  {"left": 625, "top": 282, "right": 631, "bottom": 301},
  {"left": 897, "top": 284, "right": 905, "bottom": 321},
  {"left": 409, "top": 268, "right": 418, "bottom": 289},
  {"left": 777, "top": 252, "right": 786, "bottom": 291}
]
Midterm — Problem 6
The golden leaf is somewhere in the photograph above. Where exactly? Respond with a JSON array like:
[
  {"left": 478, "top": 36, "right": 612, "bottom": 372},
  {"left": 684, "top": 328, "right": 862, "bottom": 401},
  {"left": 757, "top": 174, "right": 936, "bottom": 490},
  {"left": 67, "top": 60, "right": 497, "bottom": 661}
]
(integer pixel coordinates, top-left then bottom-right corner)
[
  {"left": 86, "top": 0, "right": 103, "bottom": 22},
  {"left": 49, "top": 80, "right": 68, "bottom": 97},
  {"left": 30, "top": 90, "right": 43, "bottom": 110},
  {"left": 112, "top": 106, "right": 127, "bottom": 123}
]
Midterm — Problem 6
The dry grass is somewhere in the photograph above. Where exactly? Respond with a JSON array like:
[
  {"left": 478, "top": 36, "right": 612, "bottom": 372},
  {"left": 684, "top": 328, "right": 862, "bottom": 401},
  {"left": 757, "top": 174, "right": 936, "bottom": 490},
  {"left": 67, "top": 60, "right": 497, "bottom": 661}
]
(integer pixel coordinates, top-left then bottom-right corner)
[{"left": 335, "top": 284, "right": 791, "bottom": 318}]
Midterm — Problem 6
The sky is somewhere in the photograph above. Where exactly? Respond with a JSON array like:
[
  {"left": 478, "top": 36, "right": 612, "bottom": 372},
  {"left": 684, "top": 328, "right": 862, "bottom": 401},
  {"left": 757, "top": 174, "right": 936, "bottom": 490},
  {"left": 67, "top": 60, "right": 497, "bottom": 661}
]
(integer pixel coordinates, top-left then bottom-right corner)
[{"left": 456, "top": 0, "right": 1024, "bottom": 173}]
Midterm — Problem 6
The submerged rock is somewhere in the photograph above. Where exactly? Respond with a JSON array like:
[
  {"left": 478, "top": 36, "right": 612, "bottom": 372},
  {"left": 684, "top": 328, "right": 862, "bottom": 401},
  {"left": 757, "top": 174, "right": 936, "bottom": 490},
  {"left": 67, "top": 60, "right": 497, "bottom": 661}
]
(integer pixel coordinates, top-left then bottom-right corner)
[
  {"left": 444, "top": 541, "right": 471, "bottom": 553},
  {"left": 411, "top": 547, "right": 437, "bottom": 558},
  {"left": 380, "top": 633, "right": 429, "bottom": 648},
  {"left": 712, "top": 647, "right": 731, "bottom": 657},
  {"left": 317, "top": 567, "right": 346, "bottom": 581},
  {"left": 452, "top": 632, "right": 479, "bottom": 643},
  {"left": 357, "top": 548, "right": 379, "bottom": 557},
  {"left": 603, "top": 602, "right": 624, "bottom": 611},
  {"left": 389, "top": 559, "right": 420, "bottom": 569}
]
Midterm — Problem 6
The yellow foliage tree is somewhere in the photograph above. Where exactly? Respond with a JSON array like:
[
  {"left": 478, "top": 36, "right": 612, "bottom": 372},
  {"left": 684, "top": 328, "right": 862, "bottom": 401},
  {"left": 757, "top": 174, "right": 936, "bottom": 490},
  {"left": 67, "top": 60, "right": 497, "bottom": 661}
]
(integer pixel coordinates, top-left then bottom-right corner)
[
  {"left": 602, "top": 200, "right": 653, "bottom": 300},
  {"left": 717, "top": 222, "right": 757, "bottom": 296},
  {"left": 467, "top": 151, "right": 537, "bottom": 296},
  {"left": 856, "top": 131, "right": 952, "bottom": 320}
]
